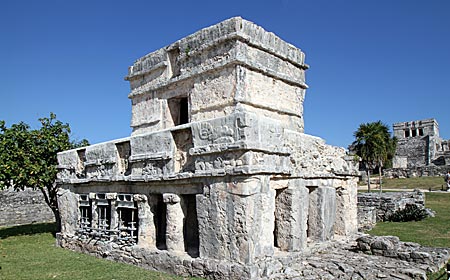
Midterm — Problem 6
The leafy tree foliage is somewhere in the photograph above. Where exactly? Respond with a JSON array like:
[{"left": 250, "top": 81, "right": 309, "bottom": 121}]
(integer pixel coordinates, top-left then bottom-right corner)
[
  {"left": 0, "top": 113, "right": 88, "bottom": 231},
  {"left": 352, "top": 121, "right": 397, "bottom": 192}
]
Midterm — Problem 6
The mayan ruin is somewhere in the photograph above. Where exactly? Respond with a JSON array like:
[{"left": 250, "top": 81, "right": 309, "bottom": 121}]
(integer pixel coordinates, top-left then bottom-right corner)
[
  {"left": 54, "top": 18, "right": 450, "bottom": 279},
  {"left": 386, "top": 118, "right": 450, "bottom": 178}
]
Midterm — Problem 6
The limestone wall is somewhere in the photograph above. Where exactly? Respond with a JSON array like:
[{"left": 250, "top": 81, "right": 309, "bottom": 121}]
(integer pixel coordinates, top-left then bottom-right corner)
[
  {"left": 385, "top": 165, "right": 450, "bottom": 179},
  {"left": 357, "top": 191, "right": 425, "bottom": 230},
  {"left": 394, "top": 137, "right": 429, "bottom": 168},
  {"left": 0, "top": 187, "right": 54, "bottom": 227}
]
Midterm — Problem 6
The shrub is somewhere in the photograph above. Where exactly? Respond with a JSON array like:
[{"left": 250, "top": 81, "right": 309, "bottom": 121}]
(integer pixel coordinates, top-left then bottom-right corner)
[{"left": 388, "top": 204, "right": 429, "bottom": 222}]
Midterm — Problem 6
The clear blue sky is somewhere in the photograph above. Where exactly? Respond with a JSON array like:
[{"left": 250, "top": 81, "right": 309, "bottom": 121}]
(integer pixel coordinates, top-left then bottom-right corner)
[{"left": 1, "top": 0, "right": 449, "bottom": 148}]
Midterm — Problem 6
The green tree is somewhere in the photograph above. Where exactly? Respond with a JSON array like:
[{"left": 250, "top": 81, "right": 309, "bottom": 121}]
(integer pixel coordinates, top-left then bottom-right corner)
[
  {"left": 352, "top": 121, "right": 397, "bottom": 192},
  {"left": 0, "top": 113, "right": 88, "bottom": 231}
]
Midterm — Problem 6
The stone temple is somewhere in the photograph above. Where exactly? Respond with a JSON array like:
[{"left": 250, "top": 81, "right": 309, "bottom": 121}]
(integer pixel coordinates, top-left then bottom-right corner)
[
  {"left": 387, "top": 118, "right": 450, "bottom": 178},
  {"left": 56, "top": 17, "right": 360, "bottom": 279}
]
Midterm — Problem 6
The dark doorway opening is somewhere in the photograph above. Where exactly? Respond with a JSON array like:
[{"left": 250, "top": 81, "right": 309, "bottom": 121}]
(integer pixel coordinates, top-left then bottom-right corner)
[
  {"left": 168, "top": 97, "right": 189, "bottom": 126},
  {"left": 154, "top": 195, "right": 167, "bottom": 250},
  {"left": 307, "top": 186, "right": 318, "bottom": 239},
  {"left": 182, "top": 194, "right": 199, "bottom": 257},
  {"left": 273, "top": 188, "right": 286, "bottom": 248}
]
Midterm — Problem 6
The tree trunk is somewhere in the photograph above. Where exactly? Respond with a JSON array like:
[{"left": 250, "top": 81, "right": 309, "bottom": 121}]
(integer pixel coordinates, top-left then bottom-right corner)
[
  {"left": 367, "top": 169, "right": 371, "bottom": 193},
  {"left": 378, "top": 165, "right": 383, "bottom": 194},
  {"left": 39, "top": 185, "right": 61, "bottom": 234},
  {"left": 51, "top": 208, "right": 61, "bottom": 236}
]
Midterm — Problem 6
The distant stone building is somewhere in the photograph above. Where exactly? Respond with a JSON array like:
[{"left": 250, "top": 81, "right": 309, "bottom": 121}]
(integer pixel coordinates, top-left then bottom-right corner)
[
  {"left": 387, "top": 118, "right": 450, "bottom": 177},
  {"left": 55, "top": 17, "right": 360, "bottom": 279}
]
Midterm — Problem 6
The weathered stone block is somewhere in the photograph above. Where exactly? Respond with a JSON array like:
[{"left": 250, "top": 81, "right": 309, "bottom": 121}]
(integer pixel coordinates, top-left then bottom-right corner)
[
  {"left": 308, "top": 186, "right": 336, "bottom": 242},
  {"left": 197, "top": 176, "right": 274, "bottom": 264},
  {"left": 273, "top": 180, "right": 309, "bottom": 251},
  {"left": 165, "top": 194, "right": 185, "bottom": 252},
  {"left": 57, "top": 188, "right": 79, "bottom": 235},
  {"left": 134, "top": 194, "right": 155, "bottom": 249},
  {"left": 334, "top": 178, "right": 358, "bottom": 236}
]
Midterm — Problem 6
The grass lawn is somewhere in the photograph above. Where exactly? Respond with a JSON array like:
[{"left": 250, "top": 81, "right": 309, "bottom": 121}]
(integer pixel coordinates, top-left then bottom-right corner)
[
  {"left": 0, "top": 223, "right": 197, "bottom": 280},
  {"left": 368, "top": 191, "right": 450, "bottom": 279},
  {"left": 383, "top": 176, "right": 447, "bottom": 191},
  {"left": 360, "top": 175, "right": 447, "bottom": 191},
  {"left": 368, "top": 192, "right": 450, "bottom": 247}
]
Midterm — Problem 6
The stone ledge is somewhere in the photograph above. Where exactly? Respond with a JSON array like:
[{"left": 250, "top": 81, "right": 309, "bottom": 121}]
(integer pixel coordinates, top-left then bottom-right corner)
[
  {"left": 56, "top": 233, "right": 450, "bottom": 280},
  {"left": 356, "top": 235, "right": 449, "bottom": 272},
  {"left": 125, "top": 17, "right": 307, "bottom": 81}
]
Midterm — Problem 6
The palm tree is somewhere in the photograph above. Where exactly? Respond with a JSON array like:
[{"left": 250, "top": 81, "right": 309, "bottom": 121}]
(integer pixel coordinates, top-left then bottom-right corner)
[{"left": 352, "top": 121, "right": 397, "bottom": 193}]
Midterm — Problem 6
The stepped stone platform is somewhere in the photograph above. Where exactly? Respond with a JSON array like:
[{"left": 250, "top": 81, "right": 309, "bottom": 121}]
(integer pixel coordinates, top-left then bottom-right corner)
[{"left": 57, "top": 233, "right": 449, "bottom": 279}]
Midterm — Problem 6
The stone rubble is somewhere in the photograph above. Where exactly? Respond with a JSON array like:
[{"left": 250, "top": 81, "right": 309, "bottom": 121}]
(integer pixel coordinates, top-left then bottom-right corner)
[{"left": 261, "top": 235, "right": 449, "bottom": 280}]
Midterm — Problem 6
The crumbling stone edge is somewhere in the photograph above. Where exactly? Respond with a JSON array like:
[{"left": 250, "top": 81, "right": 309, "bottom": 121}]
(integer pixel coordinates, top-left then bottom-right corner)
[{"left": 56, "top": 233, "right": 450, "bottom": 279}]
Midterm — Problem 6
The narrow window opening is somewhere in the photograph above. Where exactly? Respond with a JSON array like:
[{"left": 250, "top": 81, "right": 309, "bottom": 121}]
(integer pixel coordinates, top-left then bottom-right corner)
[
  {"left": 168, "top": 97, "right": 189, "bottom": 126},
  {"left": 404, "top": 130, "right": 410, "bottom": 138},
  {"left": 179, "top": 98, "right": 189, "bottom": 125},
  {"left": 273, "top": 188, "right": 285, "bottom": 249},
  {"left": 419, "top": 128, "right": 424, "bottom": 136},
  {"left": 182, "top": 194, "right": 199, "bottom": 257},
  {"left": 171, "top": 129, "right": 194, "bottom": 173},
  {"left": 116, "top": 141, "right": 131, "bottom": 176},
  {"left": 167, "top": 47, "right": 181, "bottom": 78},
  {"left": 78, "top": 194, "right": 92, "bottom": 237},
  {"left": 96, "top": 193, "right": 111, "bottom": 239},
  {"left": 117, "top": 194, "right": 138, "bottom": 245},
  {"left": 154, "top": 195, "right": 167, "bottom": 250},
  {"left": 76, "top": 149, "right": 86, "bottom": 177},
  {"left": 412, "top": 129, "right": 417, "bottom": 137}
]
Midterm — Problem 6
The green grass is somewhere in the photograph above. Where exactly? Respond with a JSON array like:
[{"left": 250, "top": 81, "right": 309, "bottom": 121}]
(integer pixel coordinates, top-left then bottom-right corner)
[
  {"left": 368, "top": 192, "right": 450, "bottom": 247},
  {"left": 382, "top": 176, "right": 447, "bottom": 191},
  {"left": 0, "top": 223, "right": 196, "bottom": 280},
  {"left": 368, "top": 191, "right": 450, "bottom": 279},
  {"left": 359, "top": 175, "right": 447, "bottom": 192}
]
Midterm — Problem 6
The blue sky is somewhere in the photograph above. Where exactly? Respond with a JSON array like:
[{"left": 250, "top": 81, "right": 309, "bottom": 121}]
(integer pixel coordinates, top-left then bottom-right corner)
[{"left": 1, "top": 0, "right": 449, "bottom": 148}]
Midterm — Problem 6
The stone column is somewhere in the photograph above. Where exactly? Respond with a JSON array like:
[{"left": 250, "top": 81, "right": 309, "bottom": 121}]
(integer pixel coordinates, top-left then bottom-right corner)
[
  {"left": 89, "top": 192, "right": 98, "bottom": 228},
  {"left": 163, "top": 193, "right": 185, "bottom": 252},
  {"left": 56, "top": 188, "right": 79, "bottom": 235},
  {"left": 308, "top": 186, "right": 336, "bottom": 242},
  {"left": 275, "top": 182, "right": 309, "bottom": 251},
  {"left": 334, "top": 179, "right": 358, "bottom": 236},
  {"left": 196, "top": 176, "right": 274, "bottom": 264},
  {"left": 134, "top": 194, "right": 156, "bottom": 248},
  {"left": 106, "top": 193, "right": 118, "bottom": 239}
]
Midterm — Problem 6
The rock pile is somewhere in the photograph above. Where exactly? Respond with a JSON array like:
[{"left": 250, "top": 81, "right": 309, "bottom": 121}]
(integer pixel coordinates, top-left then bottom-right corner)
[{"left": 261, "top": 234, "right": 449, "bottom": 280}]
